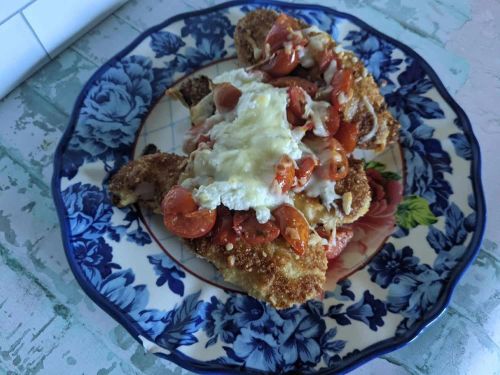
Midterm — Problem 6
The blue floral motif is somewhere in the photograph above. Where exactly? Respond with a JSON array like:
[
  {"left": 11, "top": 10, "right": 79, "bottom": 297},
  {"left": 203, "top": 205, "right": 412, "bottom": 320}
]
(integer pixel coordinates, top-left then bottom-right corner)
[
  {"left": 326, "top": 279, "right": 355, "bottom": 301},
  {"left": 386, "top": 57, "right": 445, "bottom": 119},
  {"left": 346, "top": 291, "right": 387, "bottom": 331},
  {"left": 64, "top": 55, "right": 154, "bottom": 178},
  {"left": 399, "top": 112, "right": 452, "bottom": 216},
  {"left": 368, "top": 244, "right": 420, "bottom": 288},
  {"left": 63, "top": 182, "right": 113, "bottom": 239},
  {"left": 74, "top": 237, "right": 120, "bottom": 284},
  {"left": 344, "top": 29, "right": 402, "bottom": 90},
  {"left": 181, "top": 12, "right": 235, "bottom": 44},
  {"left": 428, "top": 203, "right": 473, "bottom": 277},
  {"left": 327, "top": 292, "right": 387, "bottom": 331},
  {"left": 97, "top": 269, "right": 149, "bottom": 318},
  {"left": 449, "top": 118, "right": 472, "bottom": 161},
  {"left": 231, "top": 327, "right": 283, "bottom": 372},
  {"left": 148, "top": 253, "right": 186, "bottom": 296},
  {"left": 154, "top": 291, "right": 207, "bottom": 350},
  {"left": 387, "top": 266, "right": 443, "bottom": 325},
  {"left": 175, "top": 38, "right": 228, "bottom": 74},
  {"left": 150, "top": 31, "right": 185, "bottom": 58}
]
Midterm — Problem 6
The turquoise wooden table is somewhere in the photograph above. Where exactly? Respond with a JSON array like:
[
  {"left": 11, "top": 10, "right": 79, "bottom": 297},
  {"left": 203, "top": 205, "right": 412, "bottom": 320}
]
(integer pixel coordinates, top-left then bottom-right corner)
[{"left": 1, "top": 0, "right": 498, "bottom": 374}]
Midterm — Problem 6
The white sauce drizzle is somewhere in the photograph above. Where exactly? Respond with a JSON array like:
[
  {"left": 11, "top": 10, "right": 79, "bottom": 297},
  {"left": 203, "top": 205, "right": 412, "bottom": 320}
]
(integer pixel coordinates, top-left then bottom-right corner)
[{"left": 359, "top": 96, "right": 379, "bottom": 143}]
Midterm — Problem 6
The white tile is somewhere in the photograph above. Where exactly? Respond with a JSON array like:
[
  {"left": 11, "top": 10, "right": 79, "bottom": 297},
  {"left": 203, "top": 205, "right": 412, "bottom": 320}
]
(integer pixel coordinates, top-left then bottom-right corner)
[
  {"left": 23, "top": 0, "right": 127, "bottom": 58},
  {"left": 0, "top": 14, "right": 49, "bottom": 99},
  {"left": 0, "top": 0, "right": 33, "bottom": 24}
]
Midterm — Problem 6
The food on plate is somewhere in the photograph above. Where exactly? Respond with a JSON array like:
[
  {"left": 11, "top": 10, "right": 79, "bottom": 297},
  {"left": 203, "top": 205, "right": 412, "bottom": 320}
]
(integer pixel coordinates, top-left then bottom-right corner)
[{"left": 109, "top": 10, "right": 400, "bottom": 308}]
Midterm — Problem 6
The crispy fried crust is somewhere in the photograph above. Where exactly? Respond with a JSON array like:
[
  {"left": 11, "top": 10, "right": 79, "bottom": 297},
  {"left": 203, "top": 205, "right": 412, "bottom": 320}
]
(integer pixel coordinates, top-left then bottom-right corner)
[
  {"left": 108, "top": 152, "right": 186, "bottom": 214},
  {"left": 234, "top": 10, "right": 399, "bottom": 152},
  {"left": 234, "top": 9, "right": 279, "bottom": 66},
  {"left": 293, "top": 158, "right": 371, "bottom": 228},
  {"left": 189, "top": 233, "right": 327, "bottom": 308},
  {"left": 337, "top": 51, "right": 399, "bottom": 152}
]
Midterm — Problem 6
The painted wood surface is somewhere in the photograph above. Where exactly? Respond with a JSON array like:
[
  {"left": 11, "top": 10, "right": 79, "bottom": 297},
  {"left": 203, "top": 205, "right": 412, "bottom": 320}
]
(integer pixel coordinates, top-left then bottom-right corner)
[{"left": 0, "top": 0, "right": 498, "bottom": 374}]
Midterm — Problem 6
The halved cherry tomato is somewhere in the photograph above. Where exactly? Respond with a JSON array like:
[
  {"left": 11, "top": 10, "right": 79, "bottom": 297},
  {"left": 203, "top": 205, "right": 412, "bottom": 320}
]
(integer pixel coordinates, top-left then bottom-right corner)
[
  {"left": 162, "top": 186, "right": 217, "bottom": 239},
  {"left": 288, "top": 86, "right": 306, "bottom": 118},
  {"left": 295, "top": 156, "right": 318, "bottom": 187},
  {"left": 265, "top": 14, "right": 305, "bottom": 53},
  {"left": 325, "top": 104, "right": 340, "bottom": 136},
  {"left": 274, "top": 154, "right": 295, "bottom": 193},
  {"left": 317, "top": 49, "right": 341, "bottom": 73},
  {"left": 213, "top": 83, "right": 242, "bottom": 113},
  {"left": 261, "top": 49, "right": 300, "bottom": 77},
  {"left": 324, "top": 227, "right": 353, "bottom": 259},
  {"left": 273, "top": 204, "right": 309, "bottom": 255},
  {"left": 212, "top": 206, "right": 238, "bottom": 246},
  {"left": 287, "top": 107, "right": 305, "bottom": 127},
  {"left": 270, "top": 76, "right": 318, "bottom": 97},
  {"left": 330, "top": 68, "right": 353, "bottom": 100},
  {"left": 335, "top": 121, "right": 359, "bottom": 154},
  {"left": 306, "top": 137, "right": 349, "bottom": 181},
  {"left": 232, "top": 211, "right": 280, "bottom": 245}
]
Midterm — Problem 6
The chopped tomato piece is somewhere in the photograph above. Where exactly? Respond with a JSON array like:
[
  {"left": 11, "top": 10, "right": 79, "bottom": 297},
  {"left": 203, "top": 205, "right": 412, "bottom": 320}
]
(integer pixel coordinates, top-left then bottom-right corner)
[
  {"left": 330, "top": 68, "right": 353, "bottom": 100},
  {"left": 306, "top": 136, "right": 349, "bottom": 181},
  {"left": 324, "top": 227, "right": 354, "bottom": 259},
  {"left": 162, "top": 186, "right": 216, "bottom": 239},
  {"left": 325, "top": 104, "right": 340, "bottom": 136},
  {"left": 288, "top": 86, "right": 307, "bottom": 118},
  {"left": 335, "top": 121, "right": 359, "bottom": 154},
  {"left": 232, "top": 211, "right": 280, "bottom": 245},
  {"left": 261, "top": 49, "right": 300, "bottom": 77},
  {"left": 317, "top": 49, "right": 341, "bottom": 73},
  {"left": 274, "top": 154, "right": 295, "bottom": 193},
  {"left": 265, "top": 14, "right": 305, "bottom": 52},
  {"left": 213, "top": 83, "right": 242, "bottom": 113},
  {"left": 287, "top": 107, "right": 305, "bottom": 127},
  {"left": 295, "top": 156, "right": 318, "bottom": 187},
  {"left": 273, "top": 204, "right": 310, "bottom": 255},
  {"left": 270, "top": 76, "right": 318, "bottom": 97},
  {"left": 212, "top": 206, "right": 238, "bottom": 246}
]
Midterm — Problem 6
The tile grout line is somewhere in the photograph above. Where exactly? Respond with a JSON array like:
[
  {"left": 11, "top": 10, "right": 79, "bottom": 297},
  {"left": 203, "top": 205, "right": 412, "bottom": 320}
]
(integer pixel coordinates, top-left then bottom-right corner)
[
  {"left": 19, "top": 11, "right": 51, "bottom": 58},
  {"left": 112, "top": 13, "right": 143, "bottom": 33},
  {"left": 0, "top": 0, "right": 37, "bottom": 27},
  {"left": 69, "top": 46, "right": 100, "bottom": 67}
]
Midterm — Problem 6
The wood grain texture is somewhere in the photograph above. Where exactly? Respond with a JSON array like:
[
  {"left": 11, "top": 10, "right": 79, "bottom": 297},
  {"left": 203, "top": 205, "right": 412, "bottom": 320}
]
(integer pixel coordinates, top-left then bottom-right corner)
[{"left": 0, "top": 0, "right": 498, "bottom": 374}]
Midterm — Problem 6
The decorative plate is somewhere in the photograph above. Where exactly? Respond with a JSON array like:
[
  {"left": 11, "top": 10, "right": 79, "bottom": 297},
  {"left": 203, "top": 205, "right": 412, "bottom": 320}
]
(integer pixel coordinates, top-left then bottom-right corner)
[{"left": 52, "top": 1, "right": 485, "bottom": 373}]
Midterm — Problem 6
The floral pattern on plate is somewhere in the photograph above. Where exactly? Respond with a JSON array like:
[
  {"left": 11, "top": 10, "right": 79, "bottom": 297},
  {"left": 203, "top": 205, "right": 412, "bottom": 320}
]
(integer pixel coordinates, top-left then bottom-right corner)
[{"left": 52, "top": 1, "right": 485, "bottom": 373}]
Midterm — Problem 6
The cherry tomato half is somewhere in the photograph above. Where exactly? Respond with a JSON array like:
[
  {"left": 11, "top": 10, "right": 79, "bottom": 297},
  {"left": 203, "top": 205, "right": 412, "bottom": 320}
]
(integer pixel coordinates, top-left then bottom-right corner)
[
  {"left": 330, "top": 68, "right": 353, "bottom": 100},
  {"left": 270, "top": 76, "right": 318, "bottom": 97},
  {"left": 265, "top": 14, "right": 306, "bottom": 53},
  {"left": 317, "top": 49, "right": 341, "bottom": 73},
  {"left": 233, "top": 211, "right": 280, "bottom": 245},
  {"left": 306, "top": 137, "right": 349, "bottom": 181},
  {"left": 288, "top": 86, "right": 306, "bottom": 118},
  {"left": 335, "top": 121, "right": 359, "bottom": 154},
  {"left": 324, "top": 227, "right": 353, "bottom": 259},
  {"left": 274, "top": 154, "right": 295, "bottom": 193},
  {"left": 273, "top": 204, "right": 310, "bottom": 255},
  {"left": 295, "top": 156, "right": 318, "bottom": 187},
  {"left": 325, "top": 103, "right": 340, "bottom": 136},
  {"left": 261, "top": 49, "right": 300, "bottom": 77},
  {"left": 162, "top": 186, "right": 217, "bottom": 239},
  {"left": 213, "top": 83, "right": 242, "bottom": 113},
  {"left": 212, "top": 206, "right": 238, "bottom": 246}
]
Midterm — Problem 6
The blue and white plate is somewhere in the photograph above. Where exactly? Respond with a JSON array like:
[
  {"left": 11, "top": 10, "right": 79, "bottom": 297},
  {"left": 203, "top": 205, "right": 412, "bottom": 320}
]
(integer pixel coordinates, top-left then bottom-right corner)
[{"left": 52, "top": 1, "right": 485, "bottom": 373}]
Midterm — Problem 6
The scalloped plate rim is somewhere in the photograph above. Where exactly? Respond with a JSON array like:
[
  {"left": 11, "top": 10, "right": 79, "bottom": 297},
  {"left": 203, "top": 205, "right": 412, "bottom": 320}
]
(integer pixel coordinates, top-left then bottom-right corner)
[{"left": 51, "top": 1, "right": 486, "bottom": 374}]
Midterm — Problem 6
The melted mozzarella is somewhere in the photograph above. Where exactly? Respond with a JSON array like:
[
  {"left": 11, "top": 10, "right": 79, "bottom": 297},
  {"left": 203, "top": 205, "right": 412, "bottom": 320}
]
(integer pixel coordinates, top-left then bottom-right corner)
[
  {"left": 182, "top": 69, "right": 302, "bottom": 223},
  {"left": 304, "top": 95, "right": 331, "bottom": 137},
  {"left": 304, "top": 175, "right": 341, "bottom": 211}
]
